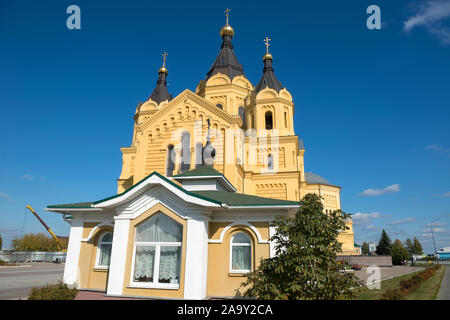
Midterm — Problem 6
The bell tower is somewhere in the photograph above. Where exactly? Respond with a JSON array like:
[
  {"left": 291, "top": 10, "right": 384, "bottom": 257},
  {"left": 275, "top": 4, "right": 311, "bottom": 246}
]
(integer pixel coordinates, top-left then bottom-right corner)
[
  {"left": 195, "top": 8, "right": 253, "bottom": 120},
  {"left": 247, "top": 38, "right": 294, "bottom": 136}
]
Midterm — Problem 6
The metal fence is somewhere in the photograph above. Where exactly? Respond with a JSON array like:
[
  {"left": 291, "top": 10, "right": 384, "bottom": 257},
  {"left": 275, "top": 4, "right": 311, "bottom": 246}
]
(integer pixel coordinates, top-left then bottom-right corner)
[{"left": 0, "top": 251, "right": 66, "bottom": 263}]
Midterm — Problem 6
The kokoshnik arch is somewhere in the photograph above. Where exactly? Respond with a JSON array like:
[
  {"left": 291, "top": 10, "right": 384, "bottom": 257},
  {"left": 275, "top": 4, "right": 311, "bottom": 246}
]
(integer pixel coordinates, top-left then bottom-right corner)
[{"left": 47, "top": 10, "right": 357, "bottom": 299}]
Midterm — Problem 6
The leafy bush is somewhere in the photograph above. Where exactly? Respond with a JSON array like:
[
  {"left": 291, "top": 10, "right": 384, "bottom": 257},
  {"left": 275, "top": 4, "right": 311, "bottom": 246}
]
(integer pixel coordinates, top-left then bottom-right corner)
[
  {"left": 28, "top": 282, "right": 78, "bottom": 300},
  {"left": 381, "top": 265, "right": 441, "bottom": 300}
]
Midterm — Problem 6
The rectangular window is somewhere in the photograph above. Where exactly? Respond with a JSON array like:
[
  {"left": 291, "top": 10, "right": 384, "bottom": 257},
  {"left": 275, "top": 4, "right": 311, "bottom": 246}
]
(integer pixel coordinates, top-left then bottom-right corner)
[
  {"left": 158, "top": 246, "right": 181, "bottom": 284},
  {"left": 133, "top": 246, "right": 155, "bottom": 282},
  {"left": 131, "top": 213, "right": 182, "bottom": 289}
]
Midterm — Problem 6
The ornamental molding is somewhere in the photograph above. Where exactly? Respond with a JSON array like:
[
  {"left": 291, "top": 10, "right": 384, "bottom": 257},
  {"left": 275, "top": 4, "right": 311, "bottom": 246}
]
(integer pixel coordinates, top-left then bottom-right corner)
[{"left": 139, "top": 89, "right": 243, "bottom": 132}]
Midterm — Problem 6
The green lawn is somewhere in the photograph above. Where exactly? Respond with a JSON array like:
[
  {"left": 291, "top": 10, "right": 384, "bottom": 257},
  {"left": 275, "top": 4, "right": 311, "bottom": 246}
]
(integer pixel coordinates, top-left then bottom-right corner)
[
  {"left": 351, "top": 266, "right": 446, "bottom": 300},
  {"left": 405, "top": 266, "right": 446, "bottom": 300}
]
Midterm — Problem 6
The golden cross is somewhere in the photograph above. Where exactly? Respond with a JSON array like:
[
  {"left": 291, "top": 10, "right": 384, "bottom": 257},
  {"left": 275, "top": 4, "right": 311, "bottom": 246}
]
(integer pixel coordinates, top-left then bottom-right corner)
[
  {"left": 264, "top": 37, "right": 271, "bottom": 54},
  {"left": 162, "top": 51, "right": 168, "bottom": 67},
  {"left": 224, "top": 8, "right": 231, "bottom": 24}
]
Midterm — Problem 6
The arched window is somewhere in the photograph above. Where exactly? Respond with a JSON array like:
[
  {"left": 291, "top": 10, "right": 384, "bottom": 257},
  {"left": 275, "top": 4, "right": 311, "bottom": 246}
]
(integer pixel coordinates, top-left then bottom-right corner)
[
  {"left": 132, "top": 213, "right": 182, "bottom": 287},
  {"left": 166, "top": 145, "right": 175, "bottom": 177},
  {"left": 284, "top": 111, "right": 288, "bottom": 128},
  {"left": 180, "top": 132, "right": 191, "bottom": 172},
  {"left": 195, "top": 142, "right": 203, "bottom": 168},
  {"left": 267, "top": 154, "right": 273, "bottom": 171},
  {"left": 230, "top": 232, "right": 252, "bottom": 273},
  {"left": 265, "top": 111, "right": 273, "bottom": 130},
  {"left": 95, "top": 232, "right": 113, "bottom": 268},
  {"left": 216, "top": 104, "right": 223, "bottom": 109},
  {"left": 238, "top": 106, "right": 245, "bottom": 124}
]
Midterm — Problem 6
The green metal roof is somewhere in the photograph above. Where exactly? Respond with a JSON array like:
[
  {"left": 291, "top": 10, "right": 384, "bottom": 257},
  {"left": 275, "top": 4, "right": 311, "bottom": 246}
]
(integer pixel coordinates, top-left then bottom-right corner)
[
  {"left": 47, "top": 170, "right": 299, "bottom": 209},
  {"left": 191, "top": 191, "right": 299, "bottom": 207},
  {"left": 173, "top": 165, "right": 225, "bottom": 178},
  {"left": 47, "top": 202, "right": 94, "bottom": 209}
]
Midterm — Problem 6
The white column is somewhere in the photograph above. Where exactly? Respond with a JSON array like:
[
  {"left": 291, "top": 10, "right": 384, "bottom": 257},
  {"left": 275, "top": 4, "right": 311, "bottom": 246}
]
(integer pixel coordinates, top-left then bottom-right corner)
[
  {"left": 269, "top": 226, "right": 277, "bottom": 258},
  {"left": 63, "top": 219, "right": 83, "bottom": 287},
  {"left": 183, "top": 218, "right": 208, "bottom": 299},
  {"left": 106, "top": 217, "right": 130, "bottom": 296}
]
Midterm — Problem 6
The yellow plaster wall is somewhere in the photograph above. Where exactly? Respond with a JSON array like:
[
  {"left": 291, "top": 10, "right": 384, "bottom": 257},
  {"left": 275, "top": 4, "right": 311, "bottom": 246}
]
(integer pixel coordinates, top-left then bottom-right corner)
[
  {"left": 207, "top": 222, "right": 270, "bottom": 297},
  {"left": 78, "top": 223, "right": 113, "bottom": 291},
  {"left": 121, "top": 203, "right": 187, "bottom": 298}
]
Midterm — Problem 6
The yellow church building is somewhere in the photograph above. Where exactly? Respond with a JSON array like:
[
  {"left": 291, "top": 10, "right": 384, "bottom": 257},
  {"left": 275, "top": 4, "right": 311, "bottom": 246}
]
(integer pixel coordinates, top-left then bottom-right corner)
[{"left": 47, "top": 12, "right": 356, "bottom": 299}]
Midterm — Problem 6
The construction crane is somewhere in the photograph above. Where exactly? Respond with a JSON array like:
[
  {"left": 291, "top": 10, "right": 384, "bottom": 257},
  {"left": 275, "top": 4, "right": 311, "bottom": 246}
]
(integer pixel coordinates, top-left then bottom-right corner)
[{"left": 26, "top": 205, "right": 66, "bottom": 252}]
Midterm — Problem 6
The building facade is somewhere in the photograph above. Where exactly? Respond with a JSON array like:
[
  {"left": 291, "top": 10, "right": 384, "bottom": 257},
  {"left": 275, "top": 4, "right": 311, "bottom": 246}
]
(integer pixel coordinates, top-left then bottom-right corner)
[{"left": 47, "top": 14, "right": 357, "bottom": 299}]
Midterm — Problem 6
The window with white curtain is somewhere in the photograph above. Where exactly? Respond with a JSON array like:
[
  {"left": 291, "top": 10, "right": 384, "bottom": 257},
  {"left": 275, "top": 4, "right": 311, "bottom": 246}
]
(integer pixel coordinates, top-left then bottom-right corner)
[
  {"left": 230, "top": 232, "right": 252, "bottom": 273},
  {"left": 96, "top": 232, "right": 112, "bottom": 268},
  {"left": 132, "top": 213, "right": 182, "bottom": 288}
]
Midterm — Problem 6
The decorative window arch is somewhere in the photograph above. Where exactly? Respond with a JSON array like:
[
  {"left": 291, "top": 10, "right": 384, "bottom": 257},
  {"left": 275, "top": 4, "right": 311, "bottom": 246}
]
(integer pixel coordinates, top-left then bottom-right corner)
[
  {"left": 180, "top": 131, "right": 191, "bottom": 172},
  {"left": 166, "top": 144, "right": 175, "bottom": 177},
  {"left": 216, "top": 104, "right": 223, "bottom": 109},
  {"left": 131, "top": 213, "right": 182, "bottom": 288},
  {"left": 230, "top": 232, "right": 252, "bottom": 273},
  {"left": 95, "top": 232, "right": 113, "bottom": 268},
  {"left": 265, "top": 111, "right": 273, "bottom": 130}
]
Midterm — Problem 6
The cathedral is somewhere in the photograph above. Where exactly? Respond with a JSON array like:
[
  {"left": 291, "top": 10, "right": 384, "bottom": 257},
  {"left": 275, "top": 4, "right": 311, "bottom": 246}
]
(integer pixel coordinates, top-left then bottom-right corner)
[{"left": 47, "top": 11, "right": 356, "bottom": 299}]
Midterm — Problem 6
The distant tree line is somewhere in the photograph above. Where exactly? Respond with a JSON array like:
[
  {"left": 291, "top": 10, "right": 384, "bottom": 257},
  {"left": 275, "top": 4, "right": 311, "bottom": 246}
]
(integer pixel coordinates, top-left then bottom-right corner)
[
  {"left": 360, "top": 229, "right": 423, "bottom": 265},
  {"left": 11, "top": 233, "right": 68, "bottom": 252}
]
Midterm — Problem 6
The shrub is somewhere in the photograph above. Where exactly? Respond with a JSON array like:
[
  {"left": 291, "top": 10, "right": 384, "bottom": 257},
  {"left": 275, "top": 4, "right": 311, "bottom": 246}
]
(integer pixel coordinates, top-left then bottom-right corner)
[
  {"left": 381, "top": 265, "right": 441, "bottom": 300},
  {"left": 28, "top": 282, "right": 78, "bottom": 300}
]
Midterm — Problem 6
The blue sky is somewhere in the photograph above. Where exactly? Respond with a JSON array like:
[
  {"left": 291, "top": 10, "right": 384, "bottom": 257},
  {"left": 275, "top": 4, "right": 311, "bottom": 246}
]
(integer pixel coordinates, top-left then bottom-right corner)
[{"left": 0, "top": 0, "right": 449, "bottom": 252}]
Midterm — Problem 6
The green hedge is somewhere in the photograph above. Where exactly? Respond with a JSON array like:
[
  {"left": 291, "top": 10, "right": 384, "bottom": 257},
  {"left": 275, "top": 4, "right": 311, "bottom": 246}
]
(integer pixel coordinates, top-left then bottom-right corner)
[
  {"left": 28, "top": 282, "right": 78, "bottom": 300},
  {"left": 381, "top": 264, "right": 441, "bottom": 300}
]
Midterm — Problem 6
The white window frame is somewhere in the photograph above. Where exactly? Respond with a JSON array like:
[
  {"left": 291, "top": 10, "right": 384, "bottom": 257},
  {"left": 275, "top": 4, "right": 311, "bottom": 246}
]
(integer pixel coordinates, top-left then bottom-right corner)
[
  {"left": 229, "top": 232, "right": 252, "bottom": 274},
  {"left": 95, "top": 232, "right": 113, "bottom": 269},
  {"left": 129, "top": 216, "right": 183, "bottom": 290}
]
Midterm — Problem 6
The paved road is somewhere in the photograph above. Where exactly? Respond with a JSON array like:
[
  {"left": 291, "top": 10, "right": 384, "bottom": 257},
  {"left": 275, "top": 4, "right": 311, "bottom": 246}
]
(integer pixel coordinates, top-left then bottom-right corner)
[
  {"left": 355, "top": 266, "right": 423, "bottom": 283},
  {"left": 438, "top": 266, "right": 450, "bottom": 300},
  {"left": 0, "top": 263, "right": 64, "bottom": 300}
]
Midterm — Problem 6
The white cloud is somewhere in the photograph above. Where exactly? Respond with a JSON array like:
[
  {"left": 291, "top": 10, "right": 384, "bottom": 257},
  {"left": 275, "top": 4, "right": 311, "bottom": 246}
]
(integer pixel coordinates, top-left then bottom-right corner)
[
  {"left": 359, "top": 184, "right": 400, "bottom": 197},
  {"left": 388, "top": 218, "right": 415, "bottom": 225},
  {"left": 20, "top": 174, "right": 35, "bottom": 180},
  {"left": 441, "top": 192, "right": 450, "bottom": 197},
  {"left": 425, "top": 144, "right": 450, "bottom": 155},
  {"left": 364, "top": 224, "right": 379, "bottom": 230},
  {"left": 0, "top": 192, "right": 14, "bottom": 203},
  {"left": 421, "top": 227, "right": 447, "bottom": 233},
  {"left": 352, "top": 211, "right": 392, "bottom": 226},
  {"left": 404, "top": 1, "right": 450, "bottom": 45},
  {"left": 425, "top": 221, "right": 447, "bottom": 227}
]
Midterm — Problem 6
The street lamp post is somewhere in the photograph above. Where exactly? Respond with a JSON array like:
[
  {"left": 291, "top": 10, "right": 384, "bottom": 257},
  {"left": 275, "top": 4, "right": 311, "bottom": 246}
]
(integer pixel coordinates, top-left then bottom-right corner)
[{"left": 430, "top": 219, "right": 438, "bottom": 264}]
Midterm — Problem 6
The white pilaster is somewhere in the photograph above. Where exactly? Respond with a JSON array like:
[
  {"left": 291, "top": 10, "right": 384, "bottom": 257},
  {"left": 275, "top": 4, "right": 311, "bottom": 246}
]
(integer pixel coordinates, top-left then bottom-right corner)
[
  {"left": 106, "top": 218, "right": 130, "bottom": 296},
  {"left": 269, "top": 226, "right": 277, "bottom": 258},
  {"left": 183, "top": 218, "right": 208, "bottom": 299},
  {"left": 63, "top": 219, "right": 83, "bottom": 287}
]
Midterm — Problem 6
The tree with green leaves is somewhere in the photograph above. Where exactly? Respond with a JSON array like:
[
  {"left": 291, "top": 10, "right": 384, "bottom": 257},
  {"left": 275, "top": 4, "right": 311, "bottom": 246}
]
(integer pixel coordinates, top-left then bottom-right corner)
[
  {"left": 376, "top": 229, "right": 392, "bottom": 255},
  {"left": 404, "top": 238, "right": 414, "bottom": 255},
  {"left": 11, "top": 233, "right": 67, "bottom": 252},
  {"left": 412, "top": 237, "right": 423, "bottom": 255},
  {"left": 361, "top": 242, "right": 369, "bottom": 255},
  {"left": 391, "top": 239, "right": 410, "bottom": 265},
  {"left": 238, "top": 193, "right": 360, "bottom": 300}
]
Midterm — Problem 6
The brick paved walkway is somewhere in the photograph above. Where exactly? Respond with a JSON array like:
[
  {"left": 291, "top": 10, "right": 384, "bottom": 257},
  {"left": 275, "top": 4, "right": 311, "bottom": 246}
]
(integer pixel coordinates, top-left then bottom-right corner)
[{"left": 75, "top": 290, "right": 151, "bottom": 300}]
